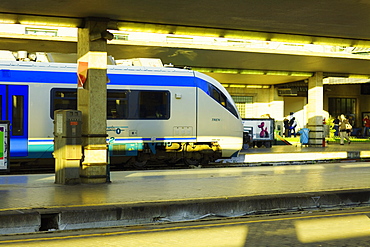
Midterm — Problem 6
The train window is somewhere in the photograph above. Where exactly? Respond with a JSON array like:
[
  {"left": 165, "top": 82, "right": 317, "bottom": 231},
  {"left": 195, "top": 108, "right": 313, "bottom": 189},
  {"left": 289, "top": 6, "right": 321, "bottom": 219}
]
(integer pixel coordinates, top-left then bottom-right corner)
[
  {"left": 138, "top": 91, "right": 170, "bottom": 119},
  {"left": 12, "top": 95, "right": 24, "bottom": 136},
  {"left": 107, "top": 90, "right": 169, "bottom": 119},
  {"left": 107, "top": 91, "right": 128, "bottom": 119},
  {"left": 210, "top": 86, "right": 226, "bottom": 106},
  {"left": 220, "top": 93, "right": 227, "bottom": 107},
  {"left": 51, "top": 89, "right": 77, "bottom": 118},
  {"left": 51, "top": 88, "right": 170, "bottom": 120},
  {"left": 211, "top": 88, "right": 221, "bottom": 102},
  {"left": 226, "top": 99, "right": 239, "bottom": 118}
]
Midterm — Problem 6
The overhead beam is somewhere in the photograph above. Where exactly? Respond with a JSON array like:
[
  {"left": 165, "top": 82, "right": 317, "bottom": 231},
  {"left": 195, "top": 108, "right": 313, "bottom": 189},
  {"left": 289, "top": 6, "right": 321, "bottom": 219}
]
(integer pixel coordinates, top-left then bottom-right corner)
[
  {"left": 2, "top": 12, "right": 370, "bottom": 48},
  {"left": 115, "top": 21, "right": 370, "bottom": 48},
  {"left": 2, "top": 33, "right": 370, "bottom": 81}
]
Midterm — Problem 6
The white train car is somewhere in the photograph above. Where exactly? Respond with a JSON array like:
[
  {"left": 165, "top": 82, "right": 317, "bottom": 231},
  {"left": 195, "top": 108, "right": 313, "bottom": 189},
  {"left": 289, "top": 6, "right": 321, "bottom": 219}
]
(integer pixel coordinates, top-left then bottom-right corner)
[{"left": 0, "top": 61, "right": 243, "bottom": 166}]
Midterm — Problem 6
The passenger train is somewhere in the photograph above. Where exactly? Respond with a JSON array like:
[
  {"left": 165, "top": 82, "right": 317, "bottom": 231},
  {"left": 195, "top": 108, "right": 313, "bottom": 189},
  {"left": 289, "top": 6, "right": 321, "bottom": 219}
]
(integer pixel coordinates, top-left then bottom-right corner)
[{"left": 0, "top": 59, "right": 243, "bottom": 167}]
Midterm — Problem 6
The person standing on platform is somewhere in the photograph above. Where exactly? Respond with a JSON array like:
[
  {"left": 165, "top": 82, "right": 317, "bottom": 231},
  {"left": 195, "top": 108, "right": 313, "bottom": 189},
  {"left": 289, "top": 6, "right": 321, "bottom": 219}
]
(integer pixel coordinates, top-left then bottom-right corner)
[
  {"left": 288, "top": 112, "right": 294, "bottom": 121},
  {"left": 286, "top": 112, "right": 294, "bottom": 137},
  {"left": 339, "top": 114, "right": 351, "bottom": 145},
  {"left": 363, "top": 115, "right": 370, "bottom": 137},
  {"left": 289, "top": 117, "right": 297, "bottom": 137},
  {"left": 333, "top": 116, "right": 340, "bottom": 136},
  {"left": 283, "top": 118, "right": 290, "bottom": 137}
]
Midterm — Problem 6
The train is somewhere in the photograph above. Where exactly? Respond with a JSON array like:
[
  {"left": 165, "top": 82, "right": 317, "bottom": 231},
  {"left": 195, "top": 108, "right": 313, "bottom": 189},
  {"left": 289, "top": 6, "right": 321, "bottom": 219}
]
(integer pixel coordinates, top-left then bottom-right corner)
[{"left": 0, "top": 58, "right": 243, "bottom": 168}]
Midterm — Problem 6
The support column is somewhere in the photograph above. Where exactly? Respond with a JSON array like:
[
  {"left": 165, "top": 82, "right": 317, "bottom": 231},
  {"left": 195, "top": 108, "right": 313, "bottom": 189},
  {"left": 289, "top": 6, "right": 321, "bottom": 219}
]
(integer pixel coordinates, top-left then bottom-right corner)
[
  {"left": 77, "top": 18, "right": 110, "bottom": 183},
  {"left": 307, "top": 72, "right": 324, "bottom": 146}
]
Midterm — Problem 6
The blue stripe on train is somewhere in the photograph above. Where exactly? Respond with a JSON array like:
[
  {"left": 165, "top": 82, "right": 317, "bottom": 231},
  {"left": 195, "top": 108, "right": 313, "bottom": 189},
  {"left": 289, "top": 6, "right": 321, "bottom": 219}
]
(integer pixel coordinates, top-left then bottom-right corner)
[{"left": 0, "top": 70, "right": 210, "bottom": 94}]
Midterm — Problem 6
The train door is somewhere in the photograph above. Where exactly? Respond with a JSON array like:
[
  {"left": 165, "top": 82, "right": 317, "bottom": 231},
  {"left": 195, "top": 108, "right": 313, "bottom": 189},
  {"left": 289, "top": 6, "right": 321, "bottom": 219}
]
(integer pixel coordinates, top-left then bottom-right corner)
[
  {"left": 0, "top": 85, "right": 29, "bottom": 157},
  {"left": 0, "top": 85, "right": 5, "bottom": 122}
]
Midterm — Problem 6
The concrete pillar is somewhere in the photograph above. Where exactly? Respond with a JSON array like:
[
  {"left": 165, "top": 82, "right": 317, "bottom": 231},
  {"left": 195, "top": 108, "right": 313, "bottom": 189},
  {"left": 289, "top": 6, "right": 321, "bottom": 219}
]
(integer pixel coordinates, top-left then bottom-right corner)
[
  {"left": 307, "top": 72, "right": 324, "bottom": 146},
  {"left": 77, "top": 18, "right": 110, "bottom": 183},
  {"left": 269, "top": 85, "right": 284, "bottom": 119}
]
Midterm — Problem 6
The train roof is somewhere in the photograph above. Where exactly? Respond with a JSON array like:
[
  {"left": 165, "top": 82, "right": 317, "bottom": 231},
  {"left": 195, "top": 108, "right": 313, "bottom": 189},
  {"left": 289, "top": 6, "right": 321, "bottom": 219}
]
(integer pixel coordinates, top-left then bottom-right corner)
[
  {"left": 0, "top": 60, "right": 230, "bottom": 96},
  {"left": 0, "top": 60, "right": 198, "bottom": 78}
]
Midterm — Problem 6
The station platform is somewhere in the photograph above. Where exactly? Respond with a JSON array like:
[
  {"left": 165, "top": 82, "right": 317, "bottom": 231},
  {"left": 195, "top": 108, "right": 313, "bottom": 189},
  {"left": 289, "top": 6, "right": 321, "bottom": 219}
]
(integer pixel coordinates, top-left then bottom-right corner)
[
  {"left": 1, "top": 142, "right": 370, "bottom": 234},
  {"left": 231, "top": 141, "right": 370, "bottom": 164}
]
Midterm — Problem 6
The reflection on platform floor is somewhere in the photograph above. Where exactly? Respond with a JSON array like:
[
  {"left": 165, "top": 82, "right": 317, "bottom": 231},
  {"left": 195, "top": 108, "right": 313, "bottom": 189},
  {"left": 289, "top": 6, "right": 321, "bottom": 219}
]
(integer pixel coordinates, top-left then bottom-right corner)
[{"left": 1, "top": 162, "right": 370, "bottom": 211}]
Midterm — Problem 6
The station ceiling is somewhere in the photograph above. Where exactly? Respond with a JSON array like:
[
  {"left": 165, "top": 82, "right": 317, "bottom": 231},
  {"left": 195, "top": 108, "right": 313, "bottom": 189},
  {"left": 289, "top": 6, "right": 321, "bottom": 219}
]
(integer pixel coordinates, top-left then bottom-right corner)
[{"left": 1, "top": 1, "right": 370, "bottom": 85}]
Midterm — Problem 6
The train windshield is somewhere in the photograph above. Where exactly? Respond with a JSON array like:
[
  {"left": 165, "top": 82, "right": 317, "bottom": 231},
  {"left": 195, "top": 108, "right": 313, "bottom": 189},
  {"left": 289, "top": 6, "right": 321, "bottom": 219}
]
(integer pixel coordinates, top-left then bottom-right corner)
[{"left": 208, "top": 84, "right": 239, "bottom": 118}]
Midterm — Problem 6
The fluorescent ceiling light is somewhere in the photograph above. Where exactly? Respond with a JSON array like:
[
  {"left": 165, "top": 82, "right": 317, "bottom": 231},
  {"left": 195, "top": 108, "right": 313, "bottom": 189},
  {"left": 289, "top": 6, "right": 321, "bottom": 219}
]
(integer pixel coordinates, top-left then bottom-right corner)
[{"left": 229, "top": 84, "right": 246, "bottom": 88}]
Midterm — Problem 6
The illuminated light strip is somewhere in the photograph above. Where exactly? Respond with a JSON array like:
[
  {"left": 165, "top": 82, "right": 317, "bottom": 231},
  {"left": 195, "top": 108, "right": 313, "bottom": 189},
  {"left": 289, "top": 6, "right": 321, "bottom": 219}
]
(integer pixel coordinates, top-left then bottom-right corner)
[
  {"left": 29, "top": 137, "right": 198, "bottom": 145},
  {"left": 245, "top": 85, "right": 271, "bottom": 89},
  {"left": 243, "top": 152, "right": 348, "bottom": 163},
  {"left": 193, "top": 67, "right": 314, "bottom": 77},
  {"left": 111, "top": 137, "right": 197, "bottom": 143},
  {"left": 360, "top": 151, "right": 370, "bottom": 158},
  {"left": 0, "top": 13, "right": 82, "bottom": 27},
  {"left": 29, "top": 139, "right": 53, "bottom": 145}
]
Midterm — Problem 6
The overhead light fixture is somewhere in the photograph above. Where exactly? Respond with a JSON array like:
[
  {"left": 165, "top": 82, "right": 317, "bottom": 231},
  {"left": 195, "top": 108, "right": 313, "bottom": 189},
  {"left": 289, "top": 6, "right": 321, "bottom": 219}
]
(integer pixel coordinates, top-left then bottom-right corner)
[
  {"left": 192, "top": 68, "right": 213, "bottom": 73},
  {"left": 229, "top": 84, "right": 246, "bottom": 88},
  {"left": 211, "top": 69, "right": 239, "bottom": 74},
  {"left": 193, "top": 67, "right": 314, "bottom": 77},
  {"left": 270, "top": 34, "right": 312, "bottom": 44},
  {"left": 192, "top": 68, "right": 239, "bottom": 74},
  {"left": 15, "top": 15, "right": 82, "bottom": 28},
  {"left": 0, "top": 13, "right": 18, "bottom": 25},
  {"left": 173, "top": 26, "right": 220, "bottom": 37},
  {"left": 290, "top": 72, "right": 313, "bottom": 77},
  {"left": 352, "top": 40, "right": 370, "bottom": 48},
  {"left": 265, "top": 71, "right": 290, "bottom": 76},
  {"left": 0, "top": 19, "right": 16, "bottom": 24},
  {"left": 245, "top": 85, "right": 271, "bottom": 89},
  {"left": 312, "top": 37, "right": 352, "bottom": 47},
  {"left": 240, "top": 70, "right": 265, "bottom": 75},
  {"left": 223, "top": 30, "right": 267, "bottom": 41}
]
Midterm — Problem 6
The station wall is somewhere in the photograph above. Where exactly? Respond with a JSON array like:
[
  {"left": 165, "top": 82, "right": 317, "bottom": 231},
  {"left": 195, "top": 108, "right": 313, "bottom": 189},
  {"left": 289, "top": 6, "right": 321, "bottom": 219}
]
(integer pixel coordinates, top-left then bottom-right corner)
[
  {"left": 324, "top": 84, "right": 368, "bottom": 128},
  {"left": 226, "top": 86, "right": 284, "bottom": 120},
  {"left": 227, "top": 83, "right": 370, "bottom": 132}
]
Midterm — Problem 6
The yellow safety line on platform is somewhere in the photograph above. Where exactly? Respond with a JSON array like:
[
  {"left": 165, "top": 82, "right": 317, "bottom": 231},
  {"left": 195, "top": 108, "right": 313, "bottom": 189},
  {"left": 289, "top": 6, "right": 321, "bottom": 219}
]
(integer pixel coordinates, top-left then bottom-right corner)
[
  {"left": 244, "top": 151, "right": 348, "bottom": 162},
  {"left": 1, "top": 210, "right": 370, "bottom": 244}
]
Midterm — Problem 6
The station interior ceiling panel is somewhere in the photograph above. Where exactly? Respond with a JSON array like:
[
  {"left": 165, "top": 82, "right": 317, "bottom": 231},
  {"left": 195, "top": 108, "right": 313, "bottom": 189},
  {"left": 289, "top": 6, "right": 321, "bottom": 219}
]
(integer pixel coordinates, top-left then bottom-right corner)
[{"left": 1, "top": 0, "right": 370, "bottom": 85}]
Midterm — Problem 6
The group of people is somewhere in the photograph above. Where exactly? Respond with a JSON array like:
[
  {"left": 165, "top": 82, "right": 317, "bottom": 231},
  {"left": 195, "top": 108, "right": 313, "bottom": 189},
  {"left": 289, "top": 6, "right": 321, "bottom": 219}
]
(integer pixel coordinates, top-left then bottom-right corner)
[
  {"left": 332, "top": 114, "right": 352, "bottom": 145},
  {"left": 282, "top": 112, "right": 370, "bottom": 145},
  {"left": 332, "top": 114, "right": 370, "bottom": 144}
]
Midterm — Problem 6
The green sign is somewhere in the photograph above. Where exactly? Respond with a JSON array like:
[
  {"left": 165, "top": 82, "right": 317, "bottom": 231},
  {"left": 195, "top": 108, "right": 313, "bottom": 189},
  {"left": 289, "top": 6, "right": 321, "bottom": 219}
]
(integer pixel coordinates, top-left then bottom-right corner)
[{"left": 0, "top": 121, "right": 9, "bottom": 171}]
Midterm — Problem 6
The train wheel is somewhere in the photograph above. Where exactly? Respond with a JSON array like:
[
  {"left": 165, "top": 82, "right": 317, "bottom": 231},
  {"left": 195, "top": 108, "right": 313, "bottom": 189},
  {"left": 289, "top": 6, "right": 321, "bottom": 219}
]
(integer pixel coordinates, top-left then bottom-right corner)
[
  {"left": 133, "top": 160, "right": 147, "bottom": 169},
  {"left": 264, "top": 142, "right": 272, "bottom": 148},
  {"left": 129, "top": 157, "right": 147, "bottom": 169},
  {"left": 183, "top": 158, "right": 201, "bottom": 167}
]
